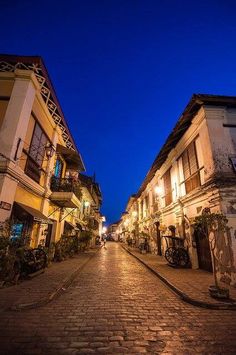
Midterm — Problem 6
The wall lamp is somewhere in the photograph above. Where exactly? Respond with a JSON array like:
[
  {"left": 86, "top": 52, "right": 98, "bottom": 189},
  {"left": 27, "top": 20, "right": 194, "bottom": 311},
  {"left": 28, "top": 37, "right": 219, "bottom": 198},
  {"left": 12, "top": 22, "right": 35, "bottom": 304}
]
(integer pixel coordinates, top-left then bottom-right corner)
[
  {"left": 154, "top": 186, "right": 163, "bottom": 195},
  {"left": 45, "top": 142, "right": 56, "bottom": 159}
]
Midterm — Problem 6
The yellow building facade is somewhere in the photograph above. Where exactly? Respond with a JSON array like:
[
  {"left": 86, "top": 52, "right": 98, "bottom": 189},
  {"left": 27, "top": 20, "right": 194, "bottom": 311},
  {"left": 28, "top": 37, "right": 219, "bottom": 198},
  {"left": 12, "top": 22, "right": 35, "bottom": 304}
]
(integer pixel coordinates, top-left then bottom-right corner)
[{"left": 0, "top": 54, "right": 102, "bottom": 248}]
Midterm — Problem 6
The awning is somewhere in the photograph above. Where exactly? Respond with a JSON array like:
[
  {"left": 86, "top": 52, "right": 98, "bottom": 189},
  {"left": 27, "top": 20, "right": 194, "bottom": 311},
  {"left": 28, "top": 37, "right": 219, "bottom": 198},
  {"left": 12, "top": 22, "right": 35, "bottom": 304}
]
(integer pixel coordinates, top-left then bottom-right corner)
[
  {"left": 16, "top": 203, "right": 53, "bottom": 224},
  {"left": 56, "top": 144, "right": 85, "bottom": 171},
  {"left": 75, "top": 222, "right": 83, "bottom": 231},
  {"left": 64, "top": 220, "right": 75, "bottom": 229}
]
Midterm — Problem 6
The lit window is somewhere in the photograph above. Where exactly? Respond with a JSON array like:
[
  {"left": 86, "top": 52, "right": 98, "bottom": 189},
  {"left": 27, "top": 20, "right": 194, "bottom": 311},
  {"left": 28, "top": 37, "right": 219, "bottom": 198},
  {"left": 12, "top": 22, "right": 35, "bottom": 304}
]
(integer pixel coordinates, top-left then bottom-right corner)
[{"left": 54, "top": 157, "right": 63, "bottom": 178}]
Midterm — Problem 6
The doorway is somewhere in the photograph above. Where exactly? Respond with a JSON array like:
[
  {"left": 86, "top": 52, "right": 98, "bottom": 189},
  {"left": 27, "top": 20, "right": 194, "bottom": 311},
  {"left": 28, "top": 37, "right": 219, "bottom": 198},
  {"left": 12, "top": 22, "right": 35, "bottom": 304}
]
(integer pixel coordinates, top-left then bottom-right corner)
[
  {"left": 155, "top": 222, "right": 162, "bottom": 256},
  {"left": 195, "top": 229, "right": 213, "bottom": 272},
  {"left": 45, "top": 223, "right": 53, "bottom": 248}
]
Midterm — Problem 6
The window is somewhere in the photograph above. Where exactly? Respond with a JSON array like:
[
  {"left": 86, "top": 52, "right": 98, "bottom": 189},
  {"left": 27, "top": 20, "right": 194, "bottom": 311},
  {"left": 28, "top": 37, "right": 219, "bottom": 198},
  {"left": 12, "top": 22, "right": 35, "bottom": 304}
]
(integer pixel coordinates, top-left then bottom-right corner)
[
  {"left": 54, "top": 157, "right": 63, "bottom": 178},
  {"left": 163, "top": 168, "right": 172, "bottom": 206},
  {"left": 144, "top": 195, "right": 149, "bottom": 217},
  {"left": 0, "top": 98, "right": 9, "bottom": 130},
  {"left": 181, "top": 141, "right": 200, "bottom": 194},
  {"left": 152, "top": 190, "right": 159, "bottom": 212},
  {"left": 140, "top": 200, "right": 143, "bottom": 219},
  {"left": 25, "top": 122, "right": 48, "bottom": 183}
]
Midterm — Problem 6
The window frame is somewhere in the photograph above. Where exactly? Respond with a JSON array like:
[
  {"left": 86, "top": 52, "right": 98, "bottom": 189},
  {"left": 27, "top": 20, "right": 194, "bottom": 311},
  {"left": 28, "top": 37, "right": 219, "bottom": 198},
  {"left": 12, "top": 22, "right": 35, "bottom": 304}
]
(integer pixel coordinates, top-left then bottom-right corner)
[
  {"left": 54, "top": 155, "right": 64, "bottom": 178},
  {"left": 180, "top": 139, "right": 201, "bottom": 195},
  {"left": 162, "top": 168, "right": 173, "bottom": 207},
  {"left": 24, "top": 113, "right": 51, "bottom": 183}
]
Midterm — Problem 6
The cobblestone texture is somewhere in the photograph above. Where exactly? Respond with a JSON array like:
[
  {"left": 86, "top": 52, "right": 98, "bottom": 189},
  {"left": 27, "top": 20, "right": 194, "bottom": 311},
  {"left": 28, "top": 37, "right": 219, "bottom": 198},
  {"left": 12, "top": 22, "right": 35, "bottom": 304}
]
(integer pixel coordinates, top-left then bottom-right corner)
[
  {"left": 0, "top": 243, "right": 236, "bottom": 354},
  {"left": 124, "top": 246, "right": 236, "bottom": 305},
  {"left": 0, "top": 251, "right": 95, "bottom": 311}
]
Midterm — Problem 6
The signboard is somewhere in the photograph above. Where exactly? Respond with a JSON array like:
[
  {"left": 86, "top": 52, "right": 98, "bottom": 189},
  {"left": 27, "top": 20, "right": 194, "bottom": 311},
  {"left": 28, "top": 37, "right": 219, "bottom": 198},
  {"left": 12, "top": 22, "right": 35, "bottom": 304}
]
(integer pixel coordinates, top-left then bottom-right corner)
[
  {"left": 0, "top": 201, "right": 12, "bottom": 210},
  {"left": 34, "top": 217, "right": 53, "bottom": 224}
]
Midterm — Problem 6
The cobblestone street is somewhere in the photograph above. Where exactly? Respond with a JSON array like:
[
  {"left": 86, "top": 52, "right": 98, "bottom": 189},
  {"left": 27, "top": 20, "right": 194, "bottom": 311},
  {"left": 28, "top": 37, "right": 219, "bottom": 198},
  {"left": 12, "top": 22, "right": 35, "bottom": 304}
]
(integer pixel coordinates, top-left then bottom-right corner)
[{"left": 1, "top": 243, "right": 236, "bottom": 354}]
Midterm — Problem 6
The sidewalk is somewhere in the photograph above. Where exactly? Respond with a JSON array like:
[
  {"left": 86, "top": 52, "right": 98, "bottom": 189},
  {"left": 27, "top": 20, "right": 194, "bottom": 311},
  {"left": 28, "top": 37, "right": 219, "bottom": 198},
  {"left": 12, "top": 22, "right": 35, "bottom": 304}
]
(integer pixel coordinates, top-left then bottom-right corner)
[
  {"left": 122, "top": 245, "right": 236, "bottom": 310},
  {"left": 0, "top": 248, "right": 98, "bottom": 312}
]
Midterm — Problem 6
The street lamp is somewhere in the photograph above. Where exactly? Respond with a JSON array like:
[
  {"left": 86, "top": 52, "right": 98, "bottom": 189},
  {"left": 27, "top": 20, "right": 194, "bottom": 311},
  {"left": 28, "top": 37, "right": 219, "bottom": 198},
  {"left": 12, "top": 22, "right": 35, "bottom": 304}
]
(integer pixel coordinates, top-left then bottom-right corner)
[{"left": 102, "top": 226, "right": 107, "bottom": 233}]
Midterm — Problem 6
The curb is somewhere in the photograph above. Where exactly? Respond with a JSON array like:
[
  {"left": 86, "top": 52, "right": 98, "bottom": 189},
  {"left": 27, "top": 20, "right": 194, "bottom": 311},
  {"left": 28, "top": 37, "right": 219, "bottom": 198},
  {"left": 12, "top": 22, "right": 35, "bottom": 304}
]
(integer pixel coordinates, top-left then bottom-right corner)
[
  {"left": 122, "top": 246, "right": 236, "bottom": 310},
  {"left": 9, "top": 249, "right": 99, "bottom": 311}
]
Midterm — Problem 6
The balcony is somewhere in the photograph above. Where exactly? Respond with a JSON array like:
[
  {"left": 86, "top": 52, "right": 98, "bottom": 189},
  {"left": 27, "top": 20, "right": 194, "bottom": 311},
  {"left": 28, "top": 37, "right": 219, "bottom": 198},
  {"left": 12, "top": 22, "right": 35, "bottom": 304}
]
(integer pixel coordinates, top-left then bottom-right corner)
[{"left": 50, "top": 177, "right": 82, "bottom": 208}]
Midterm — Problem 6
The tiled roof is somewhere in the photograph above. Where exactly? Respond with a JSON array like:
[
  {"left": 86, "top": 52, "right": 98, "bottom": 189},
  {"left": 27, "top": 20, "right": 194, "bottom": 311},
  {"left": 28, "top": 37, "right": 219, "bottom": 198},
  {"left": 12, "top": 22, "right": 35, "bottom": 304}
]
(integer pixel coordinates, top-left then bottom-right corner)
[{"left": 136, "top": 93, "right": 236, "bottom": 197}]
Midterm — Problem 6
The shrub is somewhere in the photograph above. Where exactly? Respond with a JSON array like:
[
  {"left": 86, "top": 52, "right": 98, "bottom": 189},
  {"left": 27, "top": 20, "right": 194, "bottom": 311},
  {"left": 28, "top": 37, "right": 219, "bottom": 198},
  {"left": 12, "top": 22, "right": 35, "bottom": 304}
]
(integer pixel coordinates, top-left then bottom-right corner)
[
  {"left": 0, "top": 235, "right": 31, "bottom": 284},
  {"left": 78, "top": 231, "right": 92, "bottom": 250},
  {"left": 54, "top": 235, "right": 80, "bottom": 262}
]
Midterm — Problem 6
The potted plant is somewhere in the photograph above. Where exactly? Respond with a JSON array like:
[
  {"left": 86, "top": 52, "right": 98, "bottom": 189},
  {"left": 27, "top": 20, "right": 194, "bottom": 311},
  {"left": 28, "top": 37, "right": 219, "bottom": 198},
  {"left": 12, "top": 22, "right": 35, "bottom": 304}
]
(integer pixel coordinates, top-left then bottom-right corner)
[
  {"left": 126, "top": 236, "right": 132, "bottom": 247},
  {"left": 193, "top": 209, "right": 230, "bottom": 299},
  {"left": 139, "top": 231, "right": 150, "bottom": 254}
]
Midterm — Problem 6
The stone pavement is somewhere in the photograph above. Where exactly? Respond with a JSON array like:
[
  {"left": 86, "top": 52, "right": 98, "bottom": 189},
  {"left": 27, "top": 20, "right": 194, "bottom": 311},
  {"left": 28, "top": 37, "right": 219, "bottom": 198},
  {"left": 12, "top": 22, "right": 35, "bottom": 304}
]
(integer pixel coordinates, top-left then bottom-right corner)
[
  {"left": 0, "top": 249, "right": 98, "bottom": 311},
  {"left": 0, "top": 242, "right": 236, "bottom": 354},
  {"left": 123, "top": 245, "right": 236, "bottom": 309}
]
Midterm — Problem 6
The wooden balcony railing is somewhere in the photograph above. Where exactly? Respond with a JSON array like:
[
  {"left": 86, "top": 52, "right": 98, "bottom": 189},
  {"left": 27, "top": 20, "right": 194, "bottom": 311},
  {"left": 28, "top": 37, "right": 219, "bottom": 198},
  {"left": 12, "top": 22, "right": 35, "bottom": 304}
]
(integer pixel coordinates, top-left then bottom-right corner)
[{"left": 50, "top": 177, "right": 82, "bottom": 200}]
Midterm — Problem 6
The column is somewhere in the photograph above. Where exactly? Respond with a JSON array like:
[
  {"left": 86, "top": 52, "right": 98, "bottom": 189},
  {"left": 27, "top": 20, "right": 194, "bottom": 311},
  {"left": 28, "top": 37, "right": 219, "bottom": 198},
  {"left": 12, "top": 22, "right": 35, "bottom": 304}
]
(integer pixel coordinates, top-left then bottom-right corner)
[{"left": 0, "top": 70, "right": 37, "bottom": 222}]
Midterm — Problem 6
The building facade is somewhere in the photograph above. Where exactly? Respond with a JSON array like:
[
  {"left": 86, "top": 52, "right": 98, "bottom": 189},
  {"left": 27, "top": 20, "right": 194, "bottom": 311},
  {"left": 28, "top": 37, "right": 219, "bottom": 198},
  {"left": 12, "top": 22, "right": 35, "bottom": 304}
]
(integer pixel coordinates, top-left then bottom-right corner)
[
  {"left": 107, "top": 221, "right": 120, "bottom": 241},
  {"left": 0, "top": 54, "right": 103, "bottom": 248},
  {"left": 78, "top": 173, "right": 103, "bottom": 245},
  {"left": 120, "top": 94, "right": 236, "bottom": 287}
]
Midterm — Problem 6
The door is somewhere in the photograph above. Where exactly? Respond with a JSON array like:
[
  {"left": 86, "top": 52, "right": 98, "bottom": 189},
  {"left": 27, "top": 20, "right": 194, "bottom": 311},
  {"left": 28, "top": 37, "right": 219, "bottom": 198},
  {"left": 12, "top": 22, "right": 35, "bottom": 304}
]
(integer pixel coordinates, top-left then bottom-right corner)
[
  {"left": 195, "top": 229, "right": 212, "bottom": 272},
  {"left": 155, "top": 222, "right": 162, "bottom": 256},
  {"left": 45, "top": 223, "right": 53, "bottom": 248}
]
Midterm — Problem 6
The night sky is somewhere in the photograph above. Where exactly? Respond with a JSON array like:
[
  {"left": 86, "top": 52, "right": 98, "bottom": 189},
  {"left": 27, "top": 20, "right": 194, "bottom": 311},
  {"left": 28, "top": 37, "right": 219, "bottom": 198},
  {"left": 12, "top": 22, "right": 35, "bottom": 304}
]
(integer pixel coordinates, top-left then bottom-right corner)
[{"left": 1, "top": 0, "right": 236, "bottom": 224}]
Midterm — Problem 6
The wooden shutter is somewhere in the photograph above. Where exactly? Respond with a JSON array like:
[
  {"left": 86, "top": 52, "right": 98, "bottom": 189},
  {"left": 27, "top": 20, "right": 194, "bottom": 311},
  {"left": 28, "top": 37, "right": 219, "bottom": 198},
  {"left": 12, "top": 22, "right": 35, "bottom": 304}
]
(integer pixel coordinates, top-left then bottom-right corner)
[
  {"left": 182, "top": 141, "right": 200, "bottom": 194},
  {"left": 188, "top": 142, "right": 198, "bottom": 175},
  {"left": 163, "top": 169, "right": 172, "bottom": 206},
  {"left": 182, "top": 149, "right": 190, "bottom": 179}
]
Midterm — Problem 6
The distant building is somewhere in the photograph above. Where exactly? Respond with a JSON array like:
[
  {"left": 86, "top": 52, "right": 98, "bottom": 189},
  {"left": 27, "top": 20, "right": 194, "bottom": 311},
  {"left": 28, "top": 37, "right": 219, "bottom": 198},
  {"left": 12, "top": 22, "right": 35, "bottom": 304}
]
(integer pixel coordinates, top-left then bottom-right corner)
[
  {"left": 107, "top": 221, "right": 120, "bottom": 241},
  {"left": 121, "top": 94, "right": 236, "bottom": 287},
  {"left": 78, "top": 173, "right": 103, "bottom": 245}
]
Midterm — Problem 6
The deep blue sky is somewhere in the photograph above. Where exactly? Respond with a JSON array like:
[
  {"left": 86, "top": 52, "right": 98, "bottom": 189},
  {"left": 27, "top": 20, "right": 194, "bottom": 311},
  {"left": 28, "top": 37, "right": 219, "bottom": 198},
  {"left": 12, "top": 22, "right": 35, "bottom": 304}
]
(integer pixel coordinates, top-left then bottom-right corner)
[{"left": 1, "top": 0, "right": 236, "bottom": 224}]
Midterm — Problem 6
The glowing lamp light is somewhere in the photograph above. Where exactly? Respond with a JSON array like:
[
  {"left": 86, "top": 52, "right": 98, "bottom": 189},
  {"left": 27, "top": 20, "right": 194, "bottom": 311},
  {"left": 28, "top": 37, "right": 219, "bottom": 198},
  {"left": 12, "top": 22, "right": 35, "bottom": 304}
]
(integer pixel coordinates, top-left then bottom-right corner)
[
  {"left": 154, "top": 186, "right": 163, "bottom": 195},
  {"left": 132, "top": 211, "right": 138, "bottom": 217},
  {"left": 84, "top": 201, "right": 90, "bottom": 207},
  {"left": 102, "top": 226, "right": 107, "bottom": 233},
  {"left": 124, "top": 220, "right": 128, "bottom": 226},
  {"left": 45, "top": 142, "right": 55, "bottom": 158}
]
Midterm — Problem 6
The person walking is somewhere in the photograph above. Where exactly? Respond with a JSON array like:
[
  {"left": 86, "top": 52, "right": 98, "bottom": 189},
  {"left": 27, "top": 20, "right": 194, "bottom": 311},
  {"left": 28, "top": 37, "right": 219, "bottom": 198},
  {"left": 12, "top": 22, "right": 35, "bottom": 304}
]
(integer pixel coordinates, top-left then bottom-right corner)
[{"left": 103, "top": 236, "right": 106, "bottom": 248}]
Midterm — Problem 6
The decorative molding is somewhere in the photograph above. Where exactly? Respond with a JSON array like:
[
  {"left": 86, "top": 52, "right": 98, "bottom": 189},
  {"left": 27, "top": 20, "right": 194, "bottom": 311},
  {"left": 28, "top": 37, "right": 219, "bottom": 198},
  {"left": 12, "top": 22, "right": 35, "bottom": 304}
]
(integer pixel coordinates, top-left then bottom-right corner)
[{"left": 0, "top": 60, "right": 74, "bottom": 150}]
